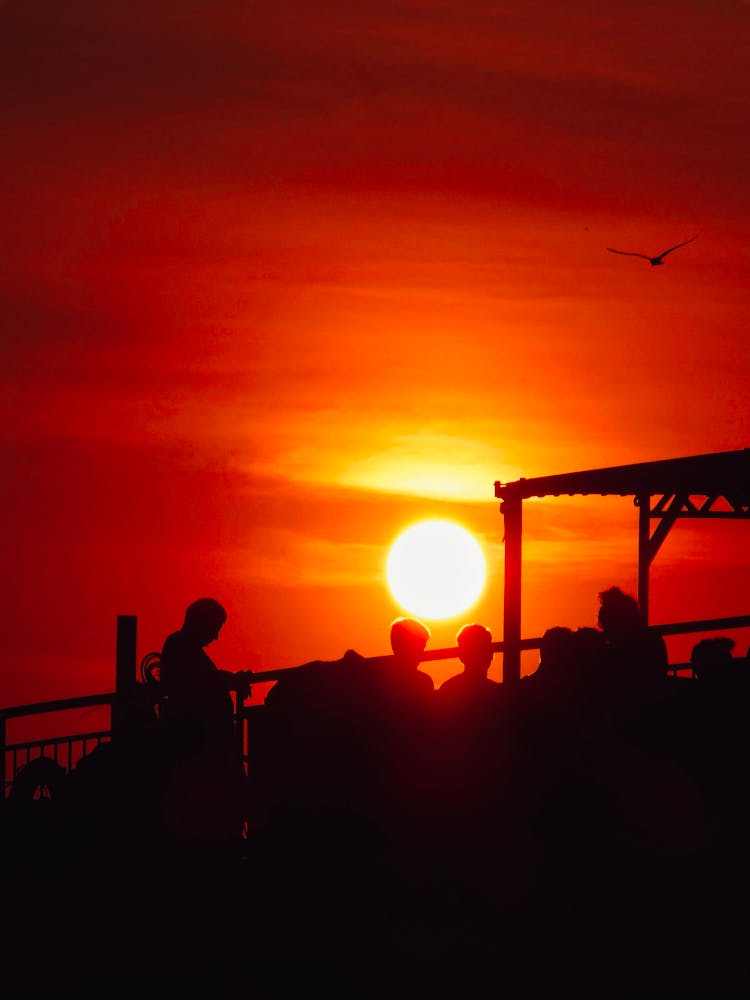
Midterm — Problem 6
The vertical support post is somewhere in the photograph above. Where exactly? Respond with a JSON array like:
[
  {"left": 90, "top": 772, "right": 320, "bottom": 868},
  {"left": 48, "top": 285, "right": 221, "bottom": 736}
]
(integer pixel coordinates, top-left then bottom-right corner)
[
  {"left": 637, "top": 494, "right": 650, "bottom": 623},
  {"left": 502, "top": 493, "right": 523, "bottom": 685},
  {"left": 0, "top": 716, "right": 6, "bottom": 801},
  {"left": 113, "top": 614, "right": 137, "bottom": 739}
]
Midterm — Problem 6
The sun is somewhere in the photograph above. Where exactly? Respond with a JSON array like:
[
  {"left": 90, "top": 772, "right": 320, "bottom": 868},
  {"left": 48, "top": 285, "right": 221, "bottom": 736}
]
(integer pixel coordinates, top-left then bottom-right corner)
[{"left": 386, "top": 519, "right": 487, "bottom": 620}]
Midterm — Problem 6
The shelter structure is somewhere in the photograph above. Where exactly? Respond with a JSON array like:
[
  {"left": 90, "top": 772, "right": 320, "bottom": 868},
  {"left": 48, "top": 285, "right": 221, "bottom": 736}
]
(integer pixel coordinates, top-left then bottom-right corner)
[{"left": 495, "top": 448, "right": 750, "bottom": 683}]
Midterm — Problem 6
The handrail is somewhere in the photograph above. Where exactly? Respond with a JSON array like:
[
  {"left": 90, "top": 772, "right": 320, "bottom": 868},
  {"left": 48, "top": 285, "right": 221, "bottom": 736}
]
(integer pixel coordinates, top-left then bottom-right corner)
[
  {"left": 0, "top": 692, "right": 115, "bottom": 721},
  {"left": 240, "top": 615, "right": 750, "bottom": 684},
  {"left": 649, "top": 613, "right": 750, "bottom": 637},
  {"left": 3, "top": 613, "right": 749, "bottom": 714},
  {"left": 2, "top": 611, "right": 748, "bottom": 797},
  {"left": 3, "top": 730, "right": 112, "bottom": 753}
]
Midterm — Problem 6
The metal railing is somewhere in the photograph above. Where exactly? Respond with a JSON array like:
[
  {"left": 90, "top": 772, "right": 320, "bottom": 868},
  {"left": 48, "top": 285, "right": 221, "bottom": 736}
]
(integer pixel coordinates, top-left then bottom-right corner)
[
  {"left": 2, "top": 613, "right": 749, "bottom": 798},
  {"left": 5, "top": 733, "right": 111, "bottom": 794},
  {"left": 1, "top": 692, "right": 115, "bottom": 799}
]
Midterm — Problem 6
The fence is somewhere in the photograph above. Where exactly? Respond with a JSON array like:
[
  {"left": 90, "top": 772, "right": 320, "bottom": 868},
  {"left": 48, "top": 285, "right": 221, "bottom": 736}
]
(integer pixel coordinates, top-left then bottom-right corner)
[{"left": 2, "top": 613, "right": 750, "bottom": 800}]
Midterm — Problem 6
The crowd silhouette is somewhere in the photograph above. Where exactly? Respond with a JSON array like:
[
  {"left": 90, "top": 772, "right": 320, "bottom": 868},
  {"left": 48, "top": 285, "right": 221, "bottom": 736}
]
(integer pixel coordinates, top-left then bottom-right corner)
[{"left": 5, "top": 587, "right": 750, "bottom": 995}]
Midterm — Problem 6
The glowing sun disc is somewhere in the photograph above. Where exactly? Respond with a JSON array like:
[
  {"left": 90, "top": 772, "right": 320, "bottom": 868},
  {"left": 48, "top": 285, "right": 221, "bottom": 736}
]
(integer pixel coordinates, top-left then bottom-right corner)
[{"left": 386, "top": 519, "right": 487, "bottom": 620}]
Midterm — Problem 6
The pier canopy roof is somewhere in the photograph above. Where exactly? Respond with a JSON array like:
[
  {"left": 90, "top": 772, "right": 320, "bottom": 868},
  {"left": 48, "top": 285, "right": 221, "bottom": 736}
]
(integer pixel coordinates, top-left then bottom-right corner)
[
  {"left": 494, "top": 447, "right": 750, "bottom": 507},
  {"left": 494, "top": 448, "right": 750, "bottom": 684}
]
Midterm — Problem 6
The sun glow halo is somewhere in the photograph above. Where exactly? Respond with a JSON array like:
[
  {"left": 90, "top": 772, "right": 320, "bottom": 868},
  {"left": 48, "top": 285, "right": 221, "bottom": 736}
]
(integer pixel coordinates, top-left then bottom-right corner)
[{"left": 386, "top": 519, "right": 487, "bottom": 620}]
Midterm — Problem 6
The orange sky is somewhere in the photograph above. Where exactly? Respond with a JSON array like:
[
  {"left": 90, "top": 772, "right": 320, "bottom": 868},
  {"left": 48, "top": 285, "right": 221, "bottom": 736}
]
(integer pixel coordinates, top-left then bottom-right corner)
[{"left": 2, "top": 0, "right": 749, "bottom": 712}]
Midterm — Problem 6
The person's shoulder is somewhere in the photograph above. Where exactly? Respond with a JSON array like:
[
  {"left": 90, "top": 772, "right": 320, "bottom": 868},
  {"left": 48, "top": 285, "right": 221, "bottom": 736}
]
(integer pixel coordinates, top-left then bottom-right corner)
[
  {"left": 265, "top": 659, "right": 339, "bottom": 709},
  {"left": 437, "top": 673, "right": 463, "bottom": 695},
  {"left": 161, "top": 630, "right": 183, "bottom": 655},
  {"left": 438, "top": 674, "right": 501, "bottom": 700},
  {"left": 415, "top": 668, "right": 436, "bottom": 692}
]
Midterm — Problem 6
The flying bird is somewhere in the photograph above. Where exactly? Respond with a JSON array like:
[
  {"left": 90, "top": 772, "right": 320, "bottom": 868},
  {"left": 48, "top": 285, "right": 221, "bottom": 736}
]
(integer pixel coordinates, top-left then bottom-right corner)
[{"left": 606, "top": 235, "right": 698, "bottom": 266}]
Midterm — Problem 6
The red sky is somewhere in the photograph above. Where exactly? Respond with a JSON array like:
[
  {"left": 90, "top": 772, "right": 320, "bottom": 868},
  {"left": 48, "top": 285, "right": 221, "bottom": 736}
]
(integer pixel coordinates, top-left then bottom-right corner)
[{"left": 2, "top": 0, "right": 749, "bottom": 713}]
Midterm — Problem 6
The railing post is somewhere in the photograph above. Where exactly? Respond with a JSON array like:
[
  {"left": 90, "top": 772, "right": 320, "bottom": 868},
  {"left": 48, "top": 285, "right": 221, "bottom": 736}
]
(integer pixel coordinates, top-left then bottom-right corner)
[
  {"left": 113, "top": 615, "right": 137, "bottom": 740},
  {"left": 0, "top": 715, "right": 6, "bottom": 800},
  {"left": 637, "top": 493, "right": 651, "bottom": 623},
  {"left": 502, "top": 493, "right": 523, "bottom": 685}
]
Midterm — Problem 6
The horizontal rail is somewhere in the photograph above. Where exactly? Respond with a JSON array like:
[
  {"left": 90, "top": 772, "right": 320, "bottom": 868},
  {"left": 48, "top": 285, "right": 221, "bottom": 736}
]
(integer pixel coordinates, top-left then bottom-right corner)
[
  {"left": 3, "top": 614, "right": 748, "bottom": 720},
  {"left": 2, "top": 730, "right": 112, "bottom": 798},
  {"left": 650, "top": 614, "right": 750, "bottom": 637},
  {"left": 0, "top": 692, "right": 115, "bottom": 721},
  {"left": 241, "top": 637, "right": 544, "bottom": 685},
  {"left": 241, "top": 616, "right": 750, "bottom": 685},
  {"left": 4, "top": 731, "right": 112, "bottom": 754}
]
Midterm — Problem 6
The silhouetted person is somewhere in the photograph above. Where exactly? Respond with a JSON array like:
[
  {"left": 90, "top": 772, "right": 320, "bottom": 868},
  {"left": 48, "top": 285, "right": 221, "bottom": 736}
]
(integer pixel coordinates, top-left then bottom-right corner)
[
  {"left": 160, "top": 598, "right": 253, "bottom": 748},
  {"left": 596, "top": 586, "right": 668, "bottom": 690},
  {"left": 438, "top": 623, "right": 499, "bottom": 704},
  {"left": 391, "top": 615, "right": 430, "bottom": 657},
  {"left": 691, "top": 636, "right": 736, "bottom": 684},
  {"left": 523, "top": 624, "right": 604, "bottom": 715},
  {"left": 250, "top": 644, "right": 380, "bottom": 882},
  {"left": 262, "top": 646, "right": 365, "bottom": 713},
  {"left": 373, "top": 616, "right": 435, "bottom": 703},
  {"left": 348, "top": 618, "right": 438, "bottom": 861},
  {"left": 261, "top": 617, "right": 432, "bottom": 723},
  {"left": 252, "top": 620, "right": 439, "bottom": 886},
  {"left": 536, "top": 625, "right": 577, "bottom": 680},
  {"left": 4, "top": 756, "right": 69, "bottom": 881},
  {"left": 666, "top": 634, "right": 750, "bottom": 867},
  {"left": 520, "top": 625, "right": 603, "bottom": 743},
  {"left": 159, "top": 598, "right": 254, "bottom": 855},
  {"left": 353, "top": 617, "right": 435, "bottom": 747},
  {"left": 434, "top": 624, "right": 508, "bottom": 870},
  {"left": 513, "top": 626, "right": 611, "bottom": 880}
]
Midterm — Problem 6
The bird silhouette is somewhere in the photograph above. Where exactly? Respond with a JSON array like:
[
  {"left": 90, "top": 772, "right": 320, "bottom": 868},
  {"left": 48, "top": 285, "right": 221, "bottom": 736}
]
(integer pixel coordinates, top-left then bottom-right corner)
[{"left": 606, "top": 235, "right": 698, "bottom": 266}]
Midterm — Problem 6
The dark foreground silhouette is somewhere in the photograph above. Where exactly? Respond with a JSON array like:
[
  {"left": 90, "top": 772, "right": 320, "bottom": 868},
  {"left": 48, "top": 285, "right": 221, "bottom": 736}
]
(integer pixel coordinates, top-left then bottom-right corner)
[{"left": 4, "top": 590, "right": 750, "bottom": 998}]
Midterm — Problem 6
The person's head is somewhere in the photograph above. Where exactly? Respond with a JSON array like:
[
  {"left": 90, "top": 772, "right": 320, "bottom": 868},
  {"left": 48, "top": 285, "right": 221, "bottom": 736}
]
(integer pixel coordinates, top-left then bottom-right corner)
[
  {"left": 597, "top": 586, "right": 644, "bottom": 639},
  {"left": 182, "top": 597, "right": 227, "bottom": 646},
  {"left": 538, "top": 626, "right": 577, "bottom": 675},
  {"left": 390, "top": 617, "right": 430, "bottom": 668},
  {"left": 456, "top": 623, "right": 494, "bottom": 677},
  {"left": 690, "top": 636, "right": 736, "bottom": 682}
]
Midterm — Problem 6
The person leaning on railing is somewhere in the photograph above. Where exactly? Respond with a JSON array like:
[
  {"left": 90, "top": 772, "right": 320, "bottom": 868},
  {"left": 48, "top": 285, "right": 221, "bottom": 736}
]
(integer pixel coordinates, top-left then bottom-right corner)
[
  {"left": 158, "top": 597, "right": 254, "bottom": 853},
  {"left": 159, "top": 598, "right": 253, "bottom": 750}
]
